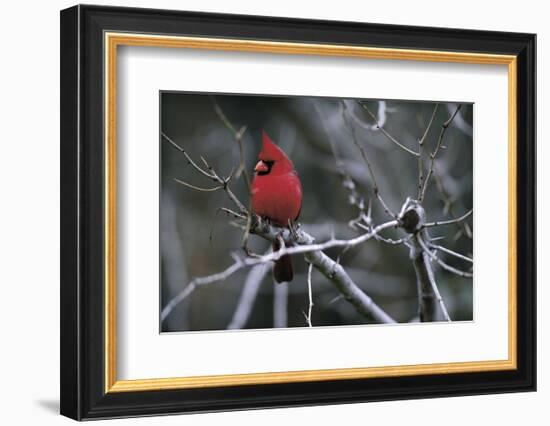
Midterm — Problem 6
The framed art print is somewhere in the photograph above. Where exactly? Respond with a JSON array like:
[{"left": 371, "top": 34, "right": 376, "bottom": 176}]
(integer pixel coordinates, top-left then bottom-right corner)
[{"left": 60, "top": 5, "right": 536, "bottom": 420}]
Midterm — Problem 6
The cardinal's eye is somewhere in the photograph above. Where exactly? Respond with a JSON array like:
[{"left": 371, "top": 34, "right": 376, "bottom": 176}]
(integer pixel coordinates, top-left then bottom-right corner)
[{"left": 256, "top": 160, "right": 274, "bottom": 175}]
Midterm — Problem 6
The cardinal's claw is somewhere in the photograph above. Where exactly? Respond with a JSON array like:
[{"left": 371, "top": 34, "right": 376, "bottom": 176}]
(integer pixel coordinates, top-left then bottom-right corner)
[
  {"left": 288, "top": 220, "right": 299, "bottom": 240},
  {"left": 276, "top": 232, "right": 286, "bottom": 249}
]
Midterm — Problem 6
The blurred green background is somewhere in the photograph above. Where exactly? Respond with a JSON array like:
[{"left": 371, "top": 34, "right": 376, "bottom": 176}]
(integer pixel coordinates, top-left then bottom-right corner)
[{"left": 160, "top": 92, "right": 473, "bottom": 332}]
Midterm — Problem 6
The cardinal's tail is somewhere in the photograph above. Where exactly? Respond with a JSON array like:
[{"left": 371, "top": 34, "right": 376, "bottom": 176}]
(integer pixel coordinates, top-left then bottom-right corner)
[{"left": 273, "top": 241, "right": 293, "bottom": 283}]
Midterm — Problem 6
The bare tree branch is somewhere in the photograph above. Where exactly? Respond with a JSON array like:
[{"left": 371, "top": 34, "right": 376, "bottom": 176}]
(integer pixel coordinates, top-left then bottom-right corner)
[
  {"left": 162, "top": 132, "right": 217, "bottom": 180},
  {"left": 420, "top": 236, "right": 473, "bottom": 279},
  {"left": 424, "top": 208, "right": 473, "bottom": 228},
  {"left": 410, "top": 232, "right": 453, "bottom": 322},
  {"left": 415, "top": 236, "right": 454, "bottom": 322},
  {"left": 211, "top": 97, "right": 251, "bottom": 190},
  {"left": 398, "top": 200, "right": 453, "bottom": 322},
  {"left": 422, "top": 250, "right": 451, "bottom": 322},
  {"left": 432, "top": 164, "right": 473, "bottom": 239},
  {"left": 304, "top": 247, "right": 396, "bottom": 323},
  {"left": 447, "top": 103, "right": 473, "bottom": 137},
  {"left": 218, "top": 207, "right": 247, "bottom": 220},
  {"left": 419, "top": 104, "right": 462, "bottom": 201},
  {"left": 174, "top": 178, "right": 224, "bottom": 192},
  {"left": 417, "top": 103, "right": 439, "bottom": 199},
  {"left": 306, "top": 262, "right": 314, "bottom": 327},
  {"left": 161, "top": 218, "right": 399, "bottom": 324},
  {"left": 343, "top": 100, "right": 389, "bottom": 131},
  {"left": 436, "top": 258, "right": 473, "bottom": 278},
  {"left": 431, "top": 244, "right": 473, "bottom": 263},
  {"left": 211, "top": 98, "right": 261, "bottom": 253},
  {"left": 227, "top": 262, "right": 270, "bottom": 330},
  {"left": 411, "top": 241, "right": 438, "bottom": 322},
  {"left": 358, "top": 101, "right": 420, "bottom": 157},
  {"left": 342, "top": 101, "right": 397, "bottom": 219},
  {"left": 313, "top": 102, "right": 366, "bottom": 219},
  {"left": 419, "top": 104, "right": 440, "bottom": 146},
  {"left": 374, "top": 233, "right": 412, "bottom": 246},
  {"left": 162, "top": 132, "right": 248, "bottom": 214},
  {"left": 160, "top": 255, "right": 245, "bottom": 322},
  {"left": 248, "top": 219, "right": 399, "bottom": 260}
]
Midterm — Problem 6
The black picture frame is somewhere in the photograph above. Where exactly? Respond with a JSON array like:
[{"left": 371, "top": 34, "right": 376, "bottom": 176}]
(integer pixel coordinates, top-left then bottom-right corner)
[{"left": 60, "top": 4, "right": 536, "bottom": 420}]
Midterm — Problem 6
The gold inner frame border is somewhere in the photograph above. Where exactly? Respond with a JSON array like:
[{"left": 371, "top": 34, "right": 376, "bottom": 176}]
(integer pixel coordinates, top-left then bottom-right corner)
[{"left": 104, "top": 32, "right": 518, "bottom": 393}]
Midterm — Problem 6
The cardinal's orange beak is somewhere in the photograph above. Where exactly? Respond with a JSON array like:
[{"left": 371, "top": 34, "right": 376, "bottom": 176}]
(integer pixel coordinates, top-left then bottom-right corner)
[{"left": 254, "top": 160, "right": 269, "bottom": 173}]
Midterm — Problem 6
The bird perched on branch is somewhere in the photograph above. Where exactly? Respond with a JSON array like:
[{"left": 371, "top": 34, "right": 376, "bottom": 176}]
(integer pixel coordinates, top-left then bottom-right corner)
[{"left": 252, "top": 131, "right": 303, "bottom": 283}]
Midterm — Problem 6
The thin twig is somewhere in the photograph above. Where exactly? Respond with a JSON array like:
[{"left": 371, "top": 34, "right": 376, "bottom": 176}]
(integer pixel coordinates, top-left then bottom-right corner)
[
  {"left": 424, "top": 209, "right": 473, "bottom": 228},
  {"left": 419, "top": 104, "right": 462, "bottom": 201},
  {"left": 160, "top": 256, "right": 245, "bottom": 322},
  {"left": 342, "top": 101, "right": 397, "bottom": 218},
  {"left": 174, "top": 178, "right": 224, "bottom": 192},
  {"left": 374, "top": 233, "right": 411, "bottom": 246},
  {"left": 358, "top": 101, "right": 419, "bottom": 157},
  {"left": 419, "top": 236, "right": 473, "bottom": 279},
  {"left": 314, "top": 102, "right": 367, "bottom": 221},
  {"left": 162, "top": 131, "right": 248, "bottom": 214},
  {"left": 431, "top": 244, "right": 473, "bottom": 263},
  {"left": 417, "top": 103, "right": 439, "bottom": 199},
  {"left": 343, "top": 100, "right": 389, "bottom": 131},
  {"left": 210, "top": 98, "right": 255, "bottom": 251},
  {"left": 447, "top": 103, "right": 472, "bottom": 137},
  {"left": 218, "top": 207, "right": 247, "bottom": 220},
  {"left": 161, "top": 132, "right": 216, "bottom": 180},
  {"left": 432, "top": 164, "right": 473, "bottom": 238},
  {"left": 436, "top": 259, "right": 473, "bottom": 278},
  {"left": 211, "top": 98, "right": 251, "bottom": 189},
  {"left": 419, "top": 104, "right": 440, "bottom": 146}
]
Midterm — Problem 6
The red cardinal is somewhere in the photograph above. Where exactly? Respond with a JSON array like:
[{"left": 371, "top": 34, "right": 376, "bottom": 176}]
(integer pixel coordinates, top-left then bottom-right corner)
[{"left": 252, "top": 131, "right": 303, "bottom": 283}]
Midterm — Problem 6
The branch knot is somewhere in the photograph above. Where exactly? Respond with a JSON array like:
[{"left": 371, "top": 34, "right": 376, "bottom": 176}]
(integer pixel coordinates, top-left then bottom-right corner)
[{"left": 398, "top": 198, "right": 426, "bottom": 234}]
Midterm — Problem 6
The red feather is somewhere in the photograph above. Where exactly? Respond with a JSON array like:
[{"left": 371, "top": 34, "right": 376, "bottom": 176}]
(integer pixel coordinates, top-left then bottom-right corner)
[{"left": 252, "top": 131, "right": 303, "bottom": 282}]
